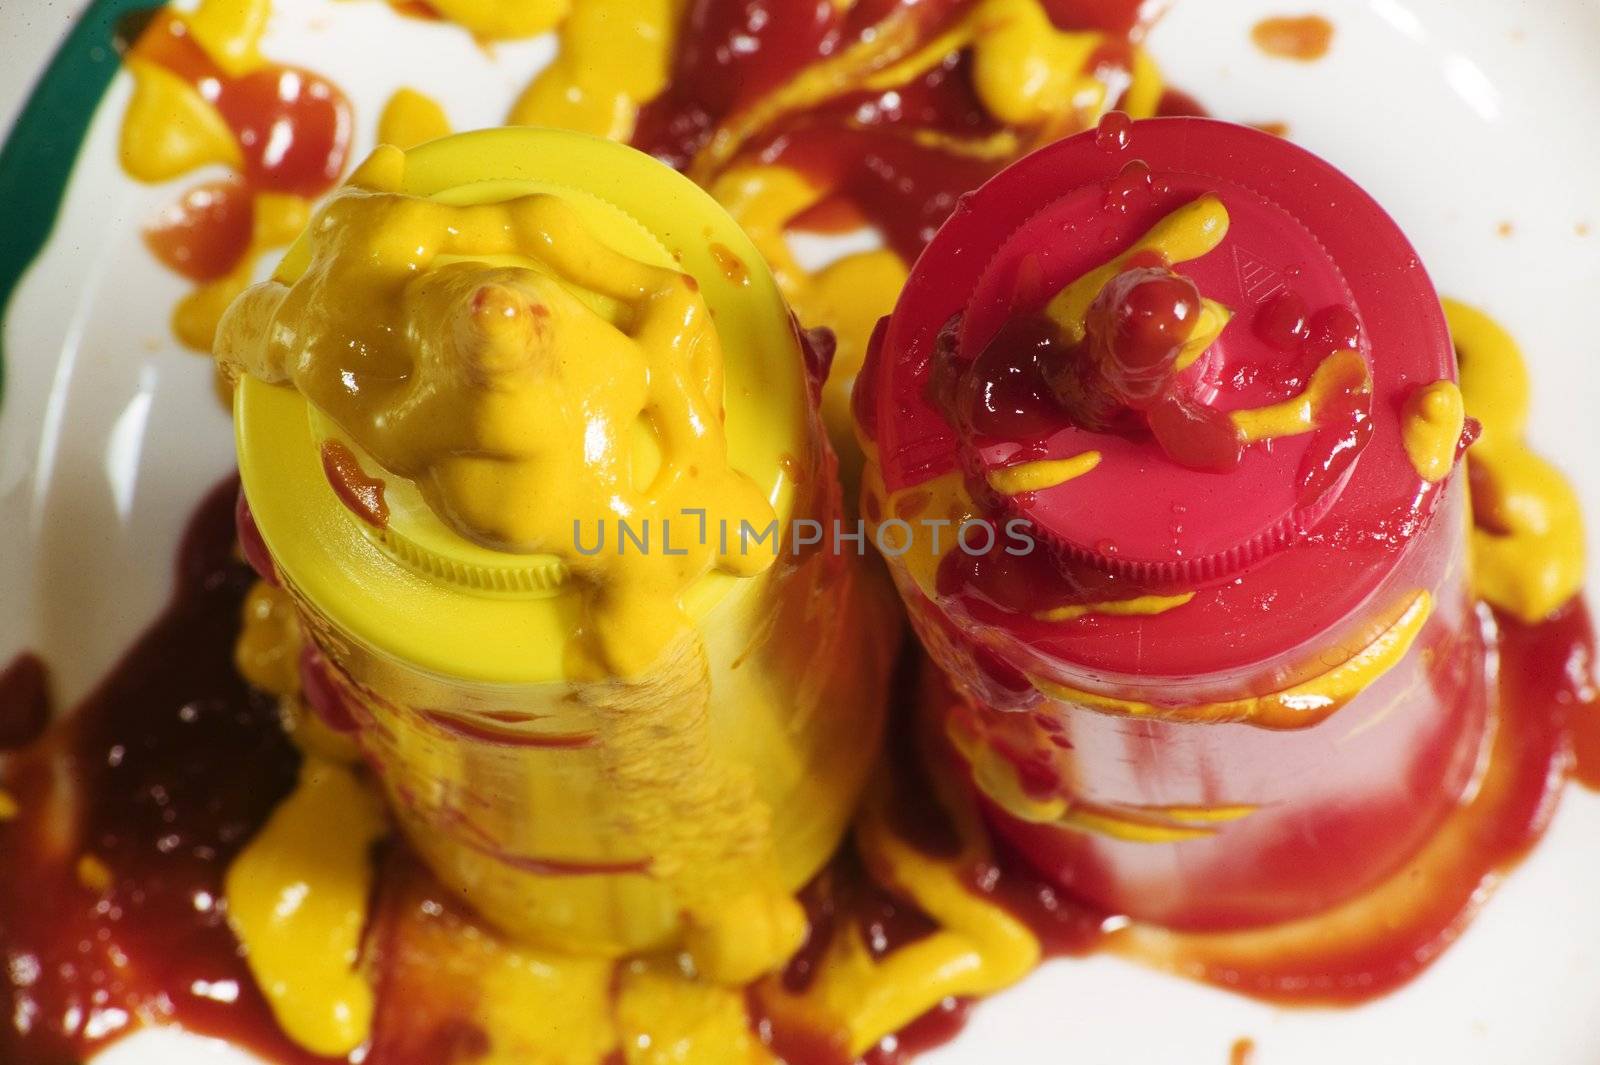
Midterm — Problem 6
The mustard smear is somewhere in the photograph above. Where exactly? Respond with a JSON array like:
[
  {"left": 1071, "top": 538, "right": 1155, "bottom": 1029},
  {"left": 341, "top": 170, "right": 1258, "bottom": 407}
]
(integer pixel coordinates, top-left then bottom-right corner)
[
  {"left": 1029, "top": 589, "right": 1434, "bottom": 729},
  {"left": 1232, "top": 349, "right": 1371, "bottom": 443},
  {"left": 1446, "top": 299, "right": 1587, "bottom": 622},
  {"left": 428, "top": 0, "right": 569, "bottom": 39},
  {"left": 987, "top": 451, "right": 1102, "bottom": 495},
  {"left": 1043, "top": 193, "right": 1232, "bottom": 344},
  {"left": 216, "top": 167, "right": 776, "bottom": 676},
  {"left": 1401, "top": 380, "right": 1466, "bottom": 483},
  {"left": 759, "top": 765, "right": 1039, "bottom": 1055},
  {"left": 948, "top": 704, "right": 1256, "bottom": 842},
  {"left": 225, "top": 758, "right": 388, "bottom": 1057}
]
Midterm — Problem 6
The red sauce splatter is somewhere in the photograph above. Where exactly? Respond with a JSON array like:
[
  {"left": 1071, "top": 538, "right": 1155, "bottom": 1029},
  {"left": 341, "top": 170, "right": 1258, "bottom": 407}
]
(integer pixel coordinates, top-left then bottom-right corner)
[
  {"left": 127, "top": 12, "right": 351, "bottom": 281},
  {"left": 0, "top": 653, "right": 51, "bottom": 751},
  {"left": 1095, "top": 109, "right": 1134, "bottom": 152},
  {"left": 1155, "top": 87, "right": 1209, "bottom": 117},
  {"left": 710, "top": 241, "right": 751, "bottom": 286},
  {"left": 0, "top": 480, "right": 320, "bottom": 1065},
  {"left": 632, "top": 0, "right": 1141, "bottom": 262},
  {"left": 132, "top": 13, "right": 352, "bottom": 199},
  {"left": 1254, "top": 290, "right": 1311, "bottom": 353},
  {"left": 388, "top": 0, "right": 445, "bottom": 22},
  {"left": 1307, "top": 304, "right": 1363, "bottom": 358},
  {"left": 1251, "top": 15, "right": 1336, "bottom": 62},
  {"left": 1231, "top": 1036, "right": 1257, "bottom": 1065},
  {"left": 299, "top": 645, "right": 360, "bottom": 735},
  {"left": 142, "top": 178, "right": 255, "bottom": 282},
  {"left": 320, "top": 440, "right": 391, "bottom": 529},
  {"left": 234, "top": 489, "right": 279, "bottom": 586}
]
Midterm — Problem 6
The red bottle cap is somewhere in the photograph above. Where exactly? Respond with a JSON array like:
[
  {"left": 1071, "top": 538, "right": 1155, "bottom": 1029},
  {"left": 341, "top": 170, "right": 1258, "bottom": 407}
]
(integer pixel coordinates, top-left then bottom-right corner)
[
  {"left": 861, "top": 118, "right": 1456, "bottom": 683},
  {"left": 959, "top": 162, "right": 1369, "bottom": 583}
]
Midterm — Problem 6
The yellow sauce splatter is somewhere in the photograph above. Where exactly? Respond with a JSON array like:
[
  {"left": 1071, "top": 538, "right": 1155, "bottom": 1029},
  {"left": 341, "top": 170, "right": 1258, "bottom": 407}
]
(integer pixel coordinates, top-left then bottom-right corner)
[
  {"left": 225, "top": 758, "right": 388, "bottom": 1057},
  {"left": 120, "top": 59, "right": 241, "bottom": 180},
  {"left": 759, "top": 772, "right": 1039, "bottom": 1055},
  {"left": 1034, "top": 591, "right": 1196, "bottom": 623},
  {"left": 1447, "top": 298, "right": 1587, "bottom": 622},
  {"left": 0, "top": 789, "right": 16, "bottom": 822},
  {"left": 427, "top": 0, "right": 569, "bottom": 39},
  {"left": 1231, "top": 348, "right": 1370, "bottom": 443},
  {"left": 862, "top": 465, "right": 983, "bottom": 600},
  {"left": 185, "top": 0, "right": 270, "bottom": 76},
  {"left": 986, "top": 451, "right": 1102, "bottom": 495},
  {"left": 235, "top": 579, "right": 362, "bottom": 763},
  {"left": 118, "top": 1, "right": 319, "bottom": 353}
]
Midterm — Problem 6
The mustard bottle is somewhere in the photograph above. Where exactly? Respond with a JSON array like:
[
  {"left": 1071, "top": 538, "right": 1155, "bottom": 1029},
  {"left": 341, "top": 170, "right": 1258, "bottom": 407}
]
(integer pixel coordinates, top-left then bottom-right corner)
[{"left": 218, "top": 128, "right": 897, "bottom": 981}]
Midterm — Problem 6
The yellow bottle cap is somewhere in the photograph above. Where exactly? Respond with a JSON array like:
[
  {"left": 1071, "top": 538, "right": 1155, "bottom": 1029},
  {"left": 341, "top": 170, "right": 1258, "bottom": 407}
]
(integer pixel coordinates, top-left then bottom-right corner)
[{"left": 235, "top": 128, "right": 809, "bottom": 685}]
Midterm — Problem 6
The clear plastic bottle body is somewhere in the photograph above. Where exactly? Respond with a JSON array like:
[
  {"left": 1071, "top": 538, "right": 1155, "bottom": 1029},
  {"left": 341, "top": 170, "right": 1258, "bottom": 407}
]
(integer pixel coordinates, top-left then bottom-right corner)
[{"left": 911, "top": 480, "right": 1487, "bottom": 928}]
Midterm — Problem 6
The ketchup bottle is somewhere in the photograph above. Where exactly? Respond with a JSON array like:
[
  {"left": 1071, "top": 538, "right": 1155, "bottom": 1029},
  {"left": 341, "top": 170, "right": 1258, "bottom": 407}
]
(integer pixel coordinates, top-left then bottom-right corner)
[{"left": 856, "top": 117, "right": 1488, "bottom": 930}]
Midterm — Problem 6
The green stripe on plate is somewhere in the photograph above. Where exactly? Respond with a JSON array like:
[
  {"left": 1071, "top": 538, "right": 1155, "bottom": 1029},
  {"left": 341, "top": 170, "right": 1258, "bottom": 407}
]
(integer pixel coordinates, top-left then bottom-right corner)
[{"left": 0, "top": 0, "right": 169, "bottom": 408}]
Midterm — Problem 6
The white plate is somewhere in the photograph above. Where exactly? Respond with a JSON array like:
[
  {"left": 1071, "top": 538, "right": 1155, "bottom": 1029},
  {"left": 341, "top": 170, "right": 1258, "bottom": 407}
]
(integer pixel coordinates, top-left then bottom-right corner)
[{"left": 2, "top": 1, "right": 1598, "bottom": 1062}]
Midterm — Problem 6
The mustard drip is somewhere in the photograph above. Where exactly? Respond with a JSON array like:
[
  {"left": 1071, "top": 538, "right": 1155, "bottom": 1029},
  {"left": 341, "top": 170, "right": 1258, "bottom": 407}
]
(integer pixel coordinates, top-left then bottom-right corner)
[
  {"left": 216, "top": 171, "right": 777, "bottom": 676},
  {"left": 1400, "top": 380, "right": 1466, "bottom": 483},
  {"left": 1028, "top": 589, "right": 1434, "bottom": 729},
  {"left": 986, "top": 451, "right": 1102, "bottom": 495},
  {"left": 757, "top": 768, "right": 1040, "bottom": 1055},
  {"left": 1034, "top": 591, "right": 1195, "bottom": 623},
  {"left": 236, "top": 579, "right": 362, "bottom": 762},
  {"left": 1445, "top": 299, "right": 1587, "bottom": 623},
  {"left": 1043, "top": 193, "right": 1233, "bottom": 342},
  {"left": 1231, "top": 348, "right": 1371, "bottom": 443},
  {"left": 947, "top": 705, "right": 1256, "bottom": 842},
  {"left": 861, "top": 466, "right": 983, "bottom": 601},
  {"left": 224, "top": 758, "right": 389, "bottom": 1057}
]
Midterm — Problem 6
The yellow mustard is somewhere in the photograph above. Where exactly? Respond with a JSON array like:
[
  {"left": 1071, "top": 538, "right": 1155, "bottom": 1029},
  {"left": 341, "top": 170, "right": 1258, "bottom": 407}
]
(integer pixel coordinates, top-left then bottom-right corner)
[
  {"left": 1446, "top": 298, "right": 1586, "bottom": 622},
  {"left": 225, "top": 758, "right": 388, "bottom": 1057},
  {"left": 218, "top": 158, "right": 776, "bottom": 678},
  {"left": 223, "top": 130, "right": 894, "bottom": 1006}
]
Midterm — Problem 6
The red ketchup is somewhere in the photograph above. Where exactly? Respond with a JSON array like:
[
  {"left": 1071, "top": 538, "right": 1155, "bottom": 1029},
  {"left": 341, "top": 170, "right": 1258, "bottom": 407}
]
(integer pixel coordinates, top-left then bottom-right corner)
[{"left": 856, "top": 117, "right": 1487, "bottom": 930}]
